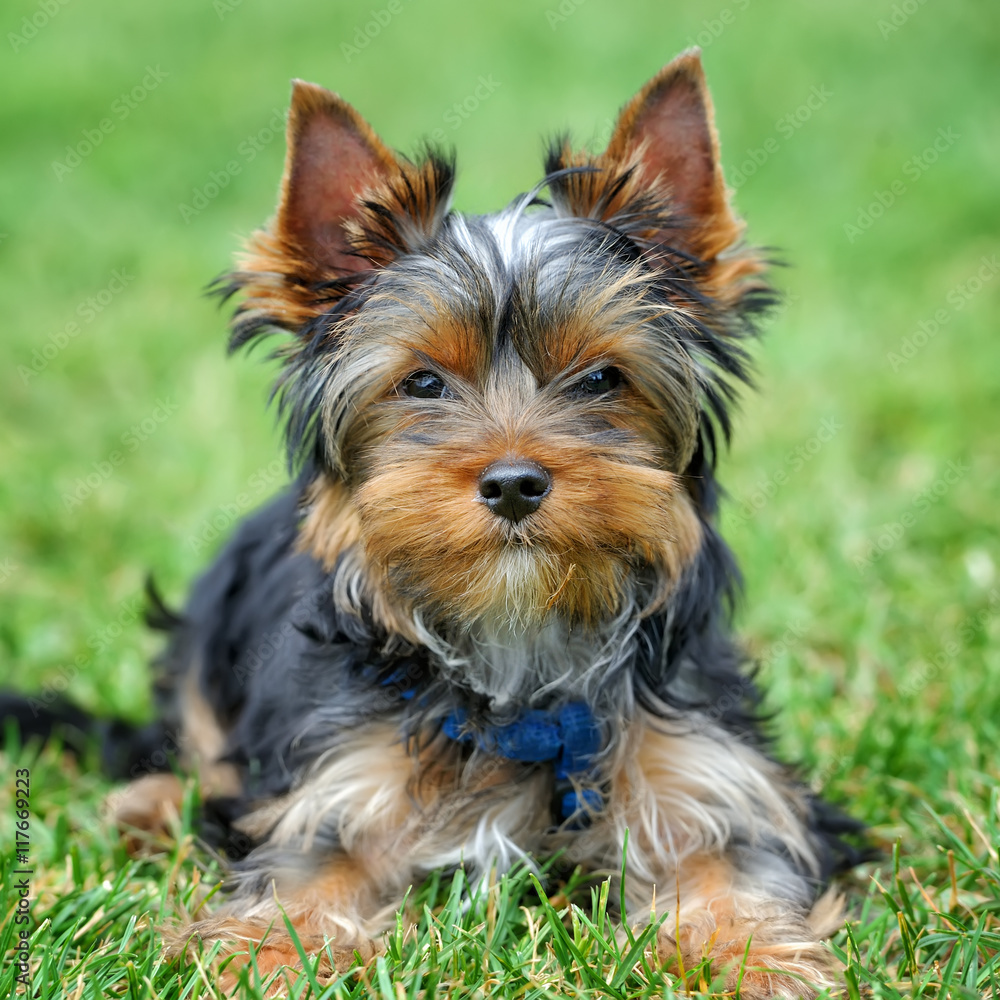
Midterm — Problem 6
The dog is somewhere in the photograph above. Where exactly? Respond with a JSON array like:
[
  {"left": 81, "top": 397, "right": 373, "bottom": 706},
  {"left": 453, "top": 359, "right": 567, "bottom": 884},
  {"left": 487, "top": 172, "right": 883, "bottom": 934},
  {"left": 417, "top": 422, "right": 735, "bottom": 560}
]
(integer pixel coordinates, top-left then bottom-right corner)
[{"left": 18, "top": 48, "right": 867, "bottom": 997}]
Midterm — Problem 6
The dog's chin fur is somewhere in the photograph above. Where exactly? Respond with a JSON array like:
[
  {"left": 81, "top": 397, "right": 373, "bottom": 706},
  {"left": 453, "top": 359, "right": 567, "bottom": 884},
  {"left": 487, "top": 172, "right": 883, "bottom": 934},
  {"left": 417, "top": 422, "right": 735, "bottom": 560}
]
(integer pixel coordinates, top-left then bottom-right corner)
[
  {"left": 325, "top": 524, "right": 669, "bottom": 712},
  {"left": 90, "top": 51, "right": 871, "bottom": 998}
]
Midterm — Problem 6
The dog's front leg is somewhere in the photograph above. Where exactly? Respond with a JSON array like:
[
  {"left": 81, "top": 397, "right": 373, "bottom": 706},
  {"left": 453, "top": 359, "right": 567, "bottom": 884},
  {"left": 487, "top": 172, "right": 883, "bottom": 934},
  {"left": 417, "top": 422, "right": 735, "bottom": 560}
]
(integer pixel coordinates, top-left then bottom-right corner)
[
  {"left": 597, "top": 715, "right": 842, "bottom": 998},
  {"left": 174, "top": 722, "right": 420, "bottom": 990},
  {"left": 182, "top": 846, "right": 390, "bottom": 992},
  {"left": 177, "top": 722, "right": 552, "bottom": 993}
]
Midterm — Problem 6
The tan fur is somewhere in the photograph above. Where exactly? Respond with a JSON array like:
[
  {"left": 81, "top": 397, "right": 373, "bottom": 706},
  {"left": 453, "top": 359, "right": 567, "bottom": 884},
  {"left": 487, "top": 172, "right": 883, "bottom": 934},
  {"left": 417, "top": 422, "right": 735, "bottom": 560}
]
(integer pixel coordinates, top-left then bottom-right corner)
[
  {"left": 187, "top": 908, "right": 377, "bottom": 997},
  {"left": 649, "top": 488, "right": 702, "bottom": 610},
  {"left": 807, "top": 887, "right": 847, "bottom": 938},
  {"left": 655, "top": 870, "right": 841, "bottom": 999},
  {"left": 299, "top": 357, "right": 704, "bottom": 632},
  {"left": 109, "top": 673, "right": 240, "bottom": 853},
  {"left": 297, "top": 473, "right": 362, "bottom": 569},
  {"left": 604, "top": 51, "right": 742, "bottom": 258},
  {"left": 108, "top": 773, "right": 185, "bottom": 853},
  {"left": 613, "top": 716, "right": 819, "bottom": 880},
  {"left": 180, "top": 672, "right": 242, "bottom": 798},
  {"left": 177, "top": 723, "right": 553, "bottom": 988},
  {"left": 354, "top": 437, "right": 701, "bottom": 628},
  {"left": 512, "top": 265, "right": 704, "bottom": 470},
  {"left": 565, "top": 714, "right": 839, "bottom": 997},
  {"left": 171, "top": 713, "right": 842, "bottom": 995},
  {"left": 340, "top": 315, "right": 705, "bottom": 628}
]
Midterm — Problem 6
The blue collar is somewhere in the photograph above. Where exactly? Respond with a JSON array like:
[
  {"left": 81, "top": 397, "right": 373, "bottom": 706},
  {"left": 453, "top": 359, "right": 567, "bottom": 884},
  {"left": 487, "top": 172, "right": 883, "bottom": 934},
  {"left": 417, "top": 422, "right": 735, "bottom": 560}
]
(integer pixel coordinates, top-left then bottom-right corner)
[
  {"left": 442, "top": 702, "right": 604, "bottom": 823},
  {"left": 378, "top": 667, "right": 604, "bottom": 822}
]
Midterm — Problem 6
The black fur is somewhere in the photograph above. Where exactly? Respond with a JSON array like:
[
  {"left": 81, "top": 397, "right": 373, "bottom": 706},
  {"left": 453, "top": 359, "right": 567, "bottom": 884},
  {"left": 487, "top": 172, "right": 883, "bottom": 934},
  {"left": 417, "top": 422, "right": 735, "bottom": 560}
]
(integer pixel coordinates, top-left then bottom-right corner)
[{"left": 0, "top": 692, "right": 170, "bottom": 781}]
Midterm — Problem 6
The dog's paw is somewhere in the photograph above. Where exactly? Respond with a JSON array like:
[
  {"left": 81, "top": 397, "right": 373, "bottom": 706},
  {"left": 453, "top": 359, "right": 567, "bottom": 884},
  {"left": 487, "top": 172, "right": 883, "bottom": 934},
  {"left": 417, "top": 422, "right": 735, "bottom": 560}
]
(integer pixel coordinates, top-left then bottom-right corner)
[
  {"left": 106, "top": 773, "right": 185, "bottom": 854},
  {"left": 657, "top": 908, "right": 838, "bottom": 998},
  {"left": 725, "top": 958, "right": 836, "bottom": 999},
  {"left": 218, "top": 936, "right": 377, "bottom": 996},
  {"left": 171, "top": 917, "right": 378, "bottom": 996}
]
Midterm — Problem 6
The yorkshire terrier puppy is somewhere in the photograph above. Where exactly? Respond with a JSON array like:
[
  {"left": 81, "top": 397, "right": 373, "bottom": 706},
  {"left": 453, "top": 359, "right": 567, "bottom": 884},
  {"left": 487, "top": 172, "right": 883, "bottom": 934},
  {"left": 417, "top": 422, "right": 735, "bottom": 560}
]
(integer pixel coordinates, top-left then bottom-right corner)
[{"left": 103, "top": 48, "right": 864, "bottom": 997}]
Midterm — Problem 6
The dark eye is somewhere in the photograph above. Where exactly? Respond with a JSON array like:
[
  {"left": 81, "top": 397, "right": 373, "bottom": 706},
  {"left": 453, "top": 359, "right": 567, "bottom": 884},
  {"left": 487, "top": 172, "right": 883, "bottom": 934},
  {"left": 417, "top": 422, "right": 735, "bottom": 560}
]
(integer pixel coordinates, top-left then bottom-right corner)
[
  {"left": 575, "top": 367, "right": 622, "bottom": 396},
  {"left": 402, "top": 370, "right": 453, "bottom": 399}
]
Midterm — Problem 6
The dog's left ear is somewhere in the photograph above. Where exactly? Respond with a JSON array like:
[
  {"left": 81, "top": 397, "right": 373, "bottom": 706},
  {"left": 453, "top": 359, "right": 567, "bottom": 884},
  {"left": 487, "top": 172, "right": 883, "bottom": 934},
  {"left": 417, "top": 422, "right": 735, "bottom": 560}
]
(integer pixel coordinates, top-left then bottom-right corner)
[
  {"left": 229, "top": 81, "right": 454, "bottom": 342},
  {"left": 548, "top": 49, "right": 743, "bottom": 263}
]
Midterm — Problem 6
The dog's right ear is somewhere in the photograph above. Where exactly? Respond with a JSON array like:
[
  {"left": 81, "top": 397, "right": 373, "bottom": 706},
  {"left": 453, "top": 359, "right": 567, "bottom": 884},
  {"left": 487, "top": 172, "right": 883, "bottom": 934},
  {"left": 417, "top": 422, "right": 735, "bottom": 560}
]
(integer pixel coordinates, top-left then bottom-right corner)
[
  {"left": 228, "top": 81, "right": 454, "bottom": 345},
  {"left": 276, "top": 81, "right": 399, "bottom": 280}
]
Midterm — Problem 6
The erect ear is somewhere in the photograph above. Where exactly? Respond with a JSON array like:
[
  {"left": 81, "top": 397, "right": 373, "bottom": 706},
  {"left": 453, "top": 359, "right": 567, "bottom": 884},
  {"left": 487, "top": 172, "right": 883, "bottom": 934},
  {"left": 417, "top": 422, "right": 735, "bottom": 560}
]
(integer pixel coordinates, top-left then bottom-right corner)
[
  {"left": 229, "top": 81, "right": 454, "bottom": 342},
  {"left": 276, "top": 80, "right": 398, "bottom": 276},
  {"left": 549, "top": 49, "right": 742, "bottom": 262}
]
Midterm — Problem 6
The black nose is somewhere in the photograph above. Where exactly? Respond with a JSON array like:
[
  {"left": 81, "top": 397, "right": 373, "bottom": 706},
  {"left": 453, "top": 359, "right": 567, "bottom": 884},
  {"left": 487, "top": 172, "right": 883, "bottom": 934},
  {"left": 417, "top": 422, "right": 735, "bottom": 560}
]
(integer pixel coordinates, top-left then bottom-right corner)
[{"left": 477, "top": 461, "right": 552, "bottom": 523}]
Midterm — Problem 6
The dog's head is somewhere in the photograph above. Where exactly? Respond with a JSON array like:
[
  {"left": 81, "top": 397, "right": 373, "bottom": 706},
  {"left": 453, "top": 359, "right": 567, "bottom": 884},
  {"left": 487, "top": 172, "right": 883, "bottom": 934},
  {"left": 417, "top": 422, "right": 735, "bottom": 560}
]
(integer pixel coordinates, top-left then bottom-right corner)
[{"left": 224, "top": 50, "right": 768, "bottom": 638}]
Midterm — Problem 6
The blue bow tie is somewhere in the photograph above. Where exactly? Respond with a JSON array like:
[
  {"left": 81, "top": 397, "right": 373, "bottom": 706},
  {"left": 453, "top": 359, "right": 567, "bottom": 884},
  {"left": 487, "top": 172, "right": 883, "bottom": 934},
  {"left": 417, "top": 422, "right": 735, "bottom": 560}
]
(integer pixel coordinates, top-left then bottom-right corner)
[
  {"left": 377, "top": 666, "right": 605, "bottom": 822},
  {"left": 442, "top": 701, "right": 604, "bottom": 822}
]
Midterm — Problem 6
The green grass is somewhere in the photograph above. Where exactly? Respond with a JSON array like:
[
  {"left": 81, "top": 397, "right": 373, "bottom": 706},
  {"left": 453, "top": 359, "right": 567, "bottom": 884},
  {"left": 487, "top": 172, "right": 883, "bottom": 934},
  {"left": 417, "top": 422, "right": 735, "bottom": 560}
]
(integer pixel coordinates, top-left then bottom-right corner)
[{"left": 1, "top": 0, "right": 998, "bottom": 995}]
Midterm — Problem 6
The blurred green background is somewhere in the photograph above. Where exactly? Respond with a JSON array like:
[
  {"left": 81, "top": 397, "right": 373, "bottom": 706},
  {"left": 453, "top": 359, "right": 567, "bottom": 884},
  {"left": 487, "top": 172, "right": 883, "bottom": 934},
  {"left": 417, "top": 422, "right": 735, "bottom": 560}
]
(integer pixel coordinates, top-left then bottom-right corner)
[{"left": 1, "top": 0, "right": 998, "bottom": 846}]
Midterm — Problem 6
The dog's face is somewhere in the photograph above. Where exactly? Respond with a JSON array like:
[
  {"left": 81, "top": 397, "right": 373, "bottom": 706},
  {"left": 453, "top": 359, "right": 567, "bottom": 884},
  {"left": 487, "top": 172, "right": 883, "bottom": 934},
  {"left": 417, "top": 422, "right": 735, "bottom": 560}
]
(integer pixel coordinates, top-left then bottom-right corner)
[{"left": 227, "top": 51, "right": 768, "bottom": 636}]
